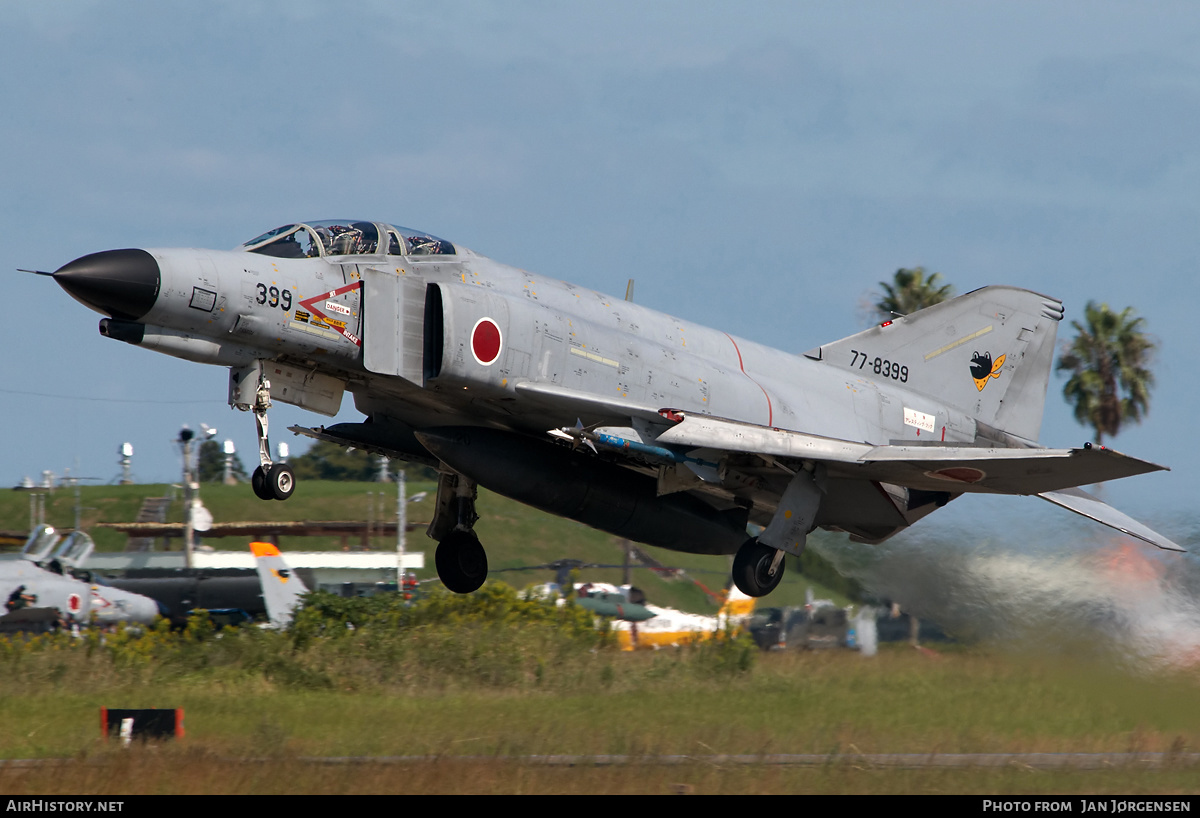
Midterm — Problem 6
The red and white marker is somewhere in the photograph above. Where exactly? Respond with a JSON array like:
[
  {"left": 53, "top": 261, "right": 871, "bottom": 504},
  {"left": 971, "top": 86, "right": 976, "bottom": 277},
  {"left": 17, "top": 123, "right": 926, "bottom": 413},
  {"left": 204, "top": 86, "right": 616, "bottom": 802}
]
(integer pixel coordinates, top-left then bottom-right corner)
[{"left": 298, "top": 282, "right": 363, "bottom": 347}]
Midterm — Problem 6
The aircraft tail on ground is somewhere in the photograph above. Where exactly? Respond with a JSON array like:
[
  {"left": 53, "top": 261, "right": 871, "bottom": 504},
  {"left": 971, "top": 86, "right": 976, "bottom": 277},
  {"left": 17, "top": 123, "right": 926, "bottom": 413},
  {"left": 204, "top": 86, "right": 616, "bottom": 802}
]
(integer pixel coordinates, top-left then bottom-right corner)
[
  {"left": 250, "top": 542, "right": 308, "bottom": 628},
  {"left": 718, "top": 583, "right": 756, "bottom": 620},
  {"left": 807, "top": 286, "right": 1064, "bottom": 444}
]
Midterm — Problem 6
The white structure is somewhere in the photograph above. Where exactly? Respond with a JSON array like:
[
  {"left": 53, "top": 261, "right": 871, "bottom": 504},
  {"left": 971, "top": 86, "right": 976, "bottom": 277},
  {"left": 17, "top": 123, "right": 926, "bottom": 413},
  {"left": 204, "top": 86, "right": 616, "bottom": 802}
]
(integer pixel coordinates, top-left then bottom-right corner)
[{"left": 86, "top": 550, "right": 424, "bottom": 592}]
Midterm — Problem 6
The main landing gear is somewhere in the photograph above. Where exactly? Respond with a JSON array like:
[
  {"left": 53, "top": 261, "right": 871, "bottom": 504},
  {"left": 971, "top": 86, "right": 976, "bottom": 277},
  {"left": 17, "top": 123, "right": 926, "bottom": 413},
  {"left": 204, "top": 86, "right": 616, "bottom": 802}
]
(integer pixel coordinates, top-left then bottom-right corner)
[
  {"left": 435, "top": 530, "right": 488, "bottom": 594},
  {"left": 428, "top": 471, "right": 488, "bottom": 593},
  {"left": 733, "top": 538, "right": 786, "bottom": 597},
  {"left": 231, "top": 362, "right": 296, "bottom": 502},
  {"left": 732, "top": 466, "right": 823, "bottom": 598}
]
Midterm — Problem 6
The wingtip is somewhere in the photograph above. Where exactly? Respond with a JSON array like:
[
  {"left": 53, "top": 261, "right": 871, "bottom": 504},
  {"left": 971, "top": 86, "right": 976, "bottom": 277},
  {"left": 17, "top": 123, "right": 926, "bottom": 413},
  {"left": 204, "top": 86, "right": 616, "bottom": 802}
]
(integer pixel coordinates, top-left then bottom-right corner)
[{"left": 1117, "top": 523, "right": 1187, "bottom": 552}]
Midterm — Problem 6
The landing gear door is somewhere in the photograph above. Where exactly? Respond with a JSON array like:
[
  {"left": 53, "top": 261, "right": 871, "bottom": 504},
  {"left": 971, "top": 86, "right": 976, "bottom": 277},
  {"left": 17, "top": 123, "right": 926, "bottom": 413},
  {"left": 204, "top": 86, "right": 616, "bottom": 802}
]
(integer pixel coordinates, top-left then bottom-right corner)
[{"left": 362, "top": 268, "right": 427, "bottom": 384}]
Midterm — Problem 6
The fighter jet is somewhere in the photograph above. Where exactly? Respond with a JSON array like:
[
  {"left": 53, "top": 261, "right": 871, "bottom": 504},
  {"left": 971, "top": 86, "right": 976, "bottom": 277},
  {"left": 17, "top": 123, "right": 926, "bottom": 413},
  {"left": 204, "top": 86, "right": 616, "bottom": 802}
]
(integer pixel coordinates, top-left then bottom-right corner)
[
  {"left": 40, "top": 219, "right": 1183, "bottom": 598},
  {"left": 0, "top": 526, "right": 161, "bottom": 626}
]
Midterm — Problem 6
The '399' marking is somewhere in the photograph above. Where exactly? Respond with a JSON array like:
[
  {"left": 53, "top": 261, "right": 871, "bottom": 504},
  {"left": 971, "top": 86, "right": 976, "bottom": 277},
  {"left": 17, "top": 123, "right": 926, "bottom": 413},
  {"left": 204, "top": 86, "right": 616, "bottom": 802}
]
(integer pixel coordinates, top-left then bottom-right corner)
[{"left": 256, "top": 283, "right": 292, "bottom": 311}]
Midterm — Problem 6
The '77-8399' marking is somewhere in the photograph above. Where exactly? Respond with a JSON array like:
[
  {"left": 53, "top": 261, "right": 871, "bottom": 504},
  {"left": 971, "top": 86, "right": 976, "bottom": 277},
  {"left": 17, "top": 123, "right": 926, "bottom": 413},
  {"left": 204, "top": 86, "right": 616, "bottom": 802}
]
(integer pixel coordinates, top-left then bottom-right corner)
[{"left": 851, "top": 349, "right": 909, "bottom": 383}]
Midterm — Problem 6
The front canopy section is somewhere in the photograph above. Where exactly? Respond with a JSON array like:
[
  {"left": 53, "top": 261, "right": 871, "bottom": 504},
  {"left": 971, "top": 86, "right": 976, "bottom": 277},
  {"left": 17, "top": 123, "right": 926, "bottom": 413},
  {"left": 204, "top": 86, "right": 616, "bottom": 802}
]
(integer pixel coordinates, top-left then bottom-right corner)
[{"left": 239, "top": 221, "right": 456, "bottom": 259}]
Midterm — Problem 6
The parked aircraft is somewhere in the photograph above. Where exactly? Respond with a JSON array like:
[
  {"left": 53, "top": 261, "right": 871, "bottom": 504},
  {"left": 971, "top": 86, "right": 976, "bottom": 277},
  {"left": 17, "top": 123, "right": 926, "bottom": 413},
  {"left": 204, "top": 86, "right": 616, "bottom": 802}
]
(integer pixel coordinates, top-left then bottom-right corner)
[
  {"left": 609, "top": 583, "right": 756, "bottom": 651},
  {"left": 40, "top": 220, "right": 1183, "bottom": 597},
  {"left": 97, "top": 544, "right": 306, "bottom": 628},
  {"left": 0, "top": 526, "right": 160, "bottom": 626},
  {"left": 103, "top": 570, "right": 266, "bottom": 626},
  {"left": 532, "top": 580, "right": 752, "bottom": 649},
  {"left": 250, "top": 541, "right": 308, "bottom": 627},
  {"left": 533, "top": 581, "right": 656, "bottom": 622}
]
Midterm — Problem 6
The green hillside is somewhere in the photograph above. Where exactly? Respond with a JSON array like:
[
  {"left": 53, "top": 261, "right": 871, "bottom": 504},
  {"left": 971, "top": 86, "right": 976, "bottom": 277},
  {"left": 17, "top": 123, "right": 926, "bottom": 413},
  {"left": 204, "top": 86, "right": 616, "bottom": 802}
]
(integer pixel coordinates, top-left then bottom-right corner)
[{"left": 0, "top": 480, "right": 854, "bottom": 613}]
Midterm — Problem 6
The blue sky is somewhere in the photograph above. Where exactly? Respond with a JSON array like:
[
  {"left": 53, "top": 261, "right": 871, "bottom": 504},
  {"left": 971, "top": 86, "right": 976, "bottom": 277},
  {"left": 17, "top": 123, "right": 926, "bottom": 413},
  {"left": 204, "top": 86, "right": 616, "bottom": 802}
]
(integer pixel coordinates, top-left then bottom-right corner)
[{"left": 2, "top": 2, "right": 1197, "bottom": 541}]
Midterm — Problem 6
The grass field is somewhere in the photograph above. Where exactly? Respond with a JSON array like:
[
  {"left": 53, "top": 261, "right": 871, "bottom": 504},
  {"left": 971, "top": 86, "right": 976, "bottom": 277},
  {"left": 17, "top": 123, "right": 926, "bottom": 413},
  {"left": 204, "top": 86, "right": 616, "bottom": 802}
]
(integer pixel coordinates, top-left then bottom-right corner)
[
  {"left": 1, "top": 584, "right": 1198, "bottom": 796},
  {"left": 1, "top": 639, "right": 1198, "bottom": 795},
  {"left": 5, "top": 483, "right": 1199, "bottom": 794}
]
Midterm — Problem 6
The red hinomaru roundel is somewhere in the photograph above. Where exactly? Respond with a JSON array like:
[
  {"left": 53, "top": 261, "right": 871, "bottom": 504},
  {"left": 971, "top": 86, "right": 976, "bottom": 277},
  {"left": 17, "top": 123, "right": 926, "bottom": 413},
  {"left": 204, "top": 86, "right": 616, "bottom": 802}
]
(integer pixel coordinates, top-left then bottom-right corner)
[
  {"left": 471, "top": 317, "right": 503, "bottom": 366},
  {"left": 926, "top": 466, "right": 987, "bottom": 484}
]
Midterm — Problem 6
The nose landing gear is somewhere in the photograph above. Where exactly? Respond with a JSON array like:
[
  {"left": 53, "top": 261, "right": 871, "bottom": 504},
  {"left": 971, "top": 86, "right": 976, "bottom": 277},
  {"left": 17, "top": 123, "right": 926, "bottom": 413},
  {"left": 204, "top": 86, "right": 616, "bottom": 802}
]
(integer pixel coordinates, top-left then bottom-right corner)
[
  {"left": 252, "top": 461, "right": 295, "bottom": 501},
  {"left": 231, "top": 362, "right": 296, "bottom": 502}
]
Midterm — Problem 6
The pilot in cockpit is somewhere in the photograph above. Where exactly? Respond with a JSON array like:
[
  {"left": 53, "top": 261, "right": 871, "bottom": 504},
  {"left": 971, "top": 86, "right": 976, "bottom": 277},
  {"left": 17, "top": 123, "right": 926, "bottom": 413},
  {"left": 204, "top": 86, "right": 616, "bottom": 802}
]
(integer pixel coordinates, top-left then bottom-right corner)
[
  {"left": 311, "top": 225, "right": 332, "bottom": 257},
  {"left": 275, "top": 234, "right": 304, "bottom": 259}
]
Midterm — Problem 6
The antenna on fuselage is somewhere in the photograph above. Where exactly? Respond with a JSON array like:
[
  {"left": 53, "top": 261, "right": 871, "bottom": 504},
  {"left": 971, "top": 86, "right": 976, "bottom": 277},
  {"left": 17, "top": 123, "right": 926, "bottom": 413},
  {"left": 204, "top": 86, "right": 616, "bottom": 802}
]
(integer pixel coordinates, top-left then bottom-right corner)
[{"left": 624, "top": 279, "right": 635, "bottom": 303}]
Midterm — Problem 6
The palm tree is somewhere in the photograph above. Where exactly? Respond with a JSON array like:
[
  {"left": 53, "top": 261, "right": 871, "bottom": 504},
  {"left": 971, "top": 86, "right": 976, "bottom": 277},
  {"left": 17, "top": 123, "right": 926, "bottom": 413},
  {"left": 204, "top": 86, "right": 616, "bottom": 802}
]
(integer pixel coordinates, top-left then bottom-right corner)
[
  {"left": 873, "top": 267, "right": 954, "bottom": 320},
  {"left": 1056, "top": 301, "right": 1156, "bottom": 445}
]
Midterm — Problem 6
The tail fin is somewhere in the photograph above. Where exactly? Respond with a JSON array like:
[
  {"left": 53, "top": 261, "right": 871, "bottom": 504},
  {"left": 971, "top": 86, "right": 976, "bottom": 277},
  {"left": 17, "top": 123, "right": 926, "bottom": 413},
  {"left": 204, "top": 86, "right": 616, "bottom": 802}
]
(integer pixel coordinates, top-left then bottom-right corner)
[
  {"left": 718, "top": 583, "right": 756, "bottom": 619},
  {"left": 806, "top": 286, "right": 1064, "bottom": 443},
  {"left": 250, "top": 542, "right": 308, "bottom": 628}
]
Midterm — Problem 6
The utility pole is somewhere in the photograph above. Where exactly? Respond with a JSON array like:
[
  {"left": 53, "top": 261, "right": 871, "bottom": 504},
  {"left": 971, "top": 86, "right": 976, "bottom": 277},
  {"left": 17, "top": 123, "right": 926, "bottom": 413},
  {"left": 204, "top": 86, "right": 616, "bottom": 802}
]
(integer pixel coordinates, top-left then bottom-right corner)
[
  {"left": 179, "top": 426, "right": 195, "bottom": 568},
  {"left": 222, "top": 439, "right": 238, "bottom": 485},
  {"left": 397, "top": 468, "right": 407, "bottom": 586},
  {"left": 118, "top": 443, "right": 134, "bottom": 485}
]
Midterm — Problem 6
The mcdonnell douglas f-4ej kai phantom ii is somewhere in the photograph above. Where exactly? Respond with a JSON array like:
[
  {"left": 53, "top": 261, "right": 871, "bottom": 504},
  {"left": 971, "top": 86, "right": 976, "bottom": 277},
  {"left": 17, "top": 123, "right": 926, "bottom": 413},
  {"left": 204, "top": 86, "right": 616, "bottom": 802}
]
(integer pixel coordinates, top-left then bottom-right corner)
[{"left": 40, "top": 219, "right": 1182, "bottom": 597}]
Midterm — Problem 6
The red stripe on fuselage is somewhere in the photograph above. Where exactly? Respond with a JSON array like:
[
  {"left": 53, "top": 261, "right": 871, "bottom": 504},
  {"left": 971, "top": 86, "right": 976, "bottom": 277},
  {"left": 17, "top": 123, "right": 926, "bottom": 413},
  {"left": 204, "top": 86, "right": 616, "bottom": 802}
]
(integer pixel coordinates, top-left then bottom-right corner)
[{"left": 724, "top": 333, "right": 773, "bottom": 426}]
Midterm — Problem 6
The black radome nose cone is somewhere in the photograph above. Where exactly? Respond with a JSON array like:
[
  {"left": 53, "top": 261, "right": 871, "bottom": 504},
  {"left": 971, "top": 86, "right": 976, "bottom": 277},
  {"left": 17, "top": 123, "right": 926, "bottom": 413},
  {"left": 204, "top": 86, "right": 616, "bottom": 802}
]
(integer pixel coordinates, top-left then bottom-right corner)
[{"left": 53, "top": 248, "right": 160, "bottom": 320}]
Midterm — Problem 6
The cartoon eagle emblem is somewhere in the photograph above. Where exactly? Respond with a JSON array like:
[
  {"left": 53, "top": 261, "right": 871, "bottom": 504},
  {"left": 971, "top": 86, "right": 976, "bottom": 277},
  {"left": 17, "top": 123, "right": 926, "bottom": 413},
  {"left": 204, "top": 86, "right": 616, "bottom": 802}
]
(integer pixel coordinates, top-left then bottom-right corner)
[{"left": 970, "top": 351, "right": 1006, "bottom": 392}]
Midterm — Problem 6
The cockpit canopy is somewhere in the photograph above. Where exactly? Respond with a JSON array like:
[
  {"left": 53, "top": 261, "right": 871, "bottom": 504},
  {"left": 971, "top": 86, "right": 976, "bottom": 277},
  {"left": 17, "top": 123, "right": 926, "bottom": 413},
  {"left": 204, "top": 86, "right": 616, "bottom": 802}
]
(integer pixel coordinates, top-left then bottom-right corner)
[{"left": 240, "top": 220, "right": 456, "bottom": 259}]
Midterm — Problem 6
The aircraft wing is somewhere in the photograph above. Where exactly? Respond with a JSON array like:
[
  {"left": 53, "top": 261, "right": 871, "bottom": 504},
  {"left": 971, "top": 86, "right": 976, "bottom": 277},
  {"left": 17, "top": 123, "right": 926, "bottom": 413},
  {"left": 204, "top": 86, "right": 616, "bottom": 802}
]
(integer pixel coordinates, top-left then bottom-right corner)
[
  {"left": 653, "top": 412, "right": 1165, "bottom": 494},
  {"left": 515, "top": 392, "right": 1167, "bottom": 497},
  {"left": 846, "top": 444, "right": 1165, "bottom": 495},
  {"left": 515, "top": 382, "right": 667, "bottom": 425},
  {"left": 652, "top": 411, "right": 874, "bottom": 463},
  {"left": 651, "top": 411, "right": 1183, "bottom": 551}
]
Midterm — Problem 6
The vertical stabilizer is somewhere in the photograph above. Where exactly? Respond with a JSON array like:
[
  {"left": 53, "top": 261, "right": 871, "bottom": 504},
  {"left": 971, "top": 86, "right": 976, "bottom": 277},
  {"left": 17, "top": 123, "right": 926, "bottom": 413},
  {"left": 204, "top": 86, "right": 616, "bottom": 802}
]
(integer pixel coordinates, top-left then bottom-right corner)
[
  {"left": 718, "top": 583, "right": 756, "bottom": 620},
  {"left": 806, "top": 286, "right": 1064, "bottom": 443},
  {"left": 250, "top": 542, "right": 308, "bottom": 628}
]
